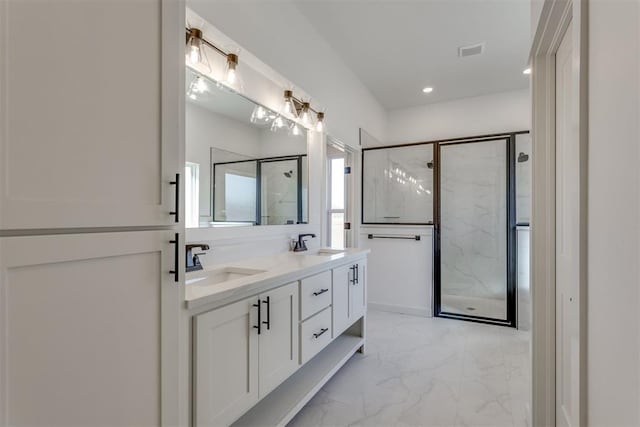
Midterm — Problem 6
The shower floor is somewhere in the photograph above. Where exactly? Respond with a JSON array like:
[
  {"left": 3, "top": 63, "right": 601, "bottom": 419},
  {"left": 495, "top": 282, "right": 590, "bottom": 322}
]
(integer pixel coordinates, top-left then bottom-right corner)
[{"left": 441, "top": 294, "right": 507, "bottom": 320}]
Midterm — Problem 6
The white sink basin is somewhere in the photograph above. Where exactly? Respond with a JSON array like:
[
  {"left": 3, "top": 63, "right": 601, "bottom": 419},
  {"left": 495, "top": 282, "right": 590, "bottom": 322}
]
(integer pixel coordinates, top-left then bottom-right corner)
[
  {"left": 300, "top": 248, "right": 346, "bottom": 256},
  {"left": 186, "top": 266, "right": 266, "bottom": 287}
]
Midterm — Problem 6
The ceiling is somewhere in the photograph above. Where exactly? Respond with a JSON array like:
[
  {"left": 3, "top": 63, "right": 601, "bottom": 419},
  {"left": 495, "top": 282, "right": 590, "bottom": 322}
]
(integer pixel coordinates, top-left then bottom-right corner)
[{"left": 293, "top": 0, "right": 531, "bottom": 110}]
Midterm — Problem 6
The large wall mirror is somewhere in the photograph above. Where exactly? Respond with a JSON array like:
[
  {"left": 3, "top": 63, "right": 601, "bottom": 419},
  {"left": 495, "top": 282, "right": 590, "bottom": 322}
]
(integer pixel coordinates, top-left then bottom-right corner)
[{"left": 185, "top": 68, "right": 309, "bottom": 228}]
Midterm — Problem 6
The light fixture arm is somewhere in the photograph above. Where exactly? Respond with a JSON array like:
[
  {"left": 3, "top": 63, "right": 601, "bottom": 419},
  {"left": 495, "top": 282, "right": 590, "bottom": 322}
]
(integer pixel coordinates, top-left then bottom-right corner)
[{"left": 186, "top": 27, "right": 229, "bottom": 59}]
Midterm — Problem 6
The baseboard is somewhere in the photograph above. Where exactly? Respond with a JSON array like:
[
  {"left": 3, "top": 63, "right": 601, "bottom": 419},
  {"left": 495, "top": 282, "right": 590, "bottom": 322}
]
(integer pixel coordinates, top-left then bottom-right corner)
[{"left": 368, "top": 302, "right": 432, "bottom": 317}]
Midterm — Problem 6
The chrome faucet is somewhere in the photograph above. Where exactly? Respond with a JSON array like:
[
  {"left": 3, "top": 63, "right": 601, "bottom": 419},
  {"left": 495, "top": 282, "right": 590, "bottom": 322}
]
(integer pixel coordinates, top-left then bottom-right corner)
[
  {"left": 186, "top": 243, "right": 210, "bottom": 272},
  {"left": 293, "top": 234, "right": 316, "bottom": 252}
]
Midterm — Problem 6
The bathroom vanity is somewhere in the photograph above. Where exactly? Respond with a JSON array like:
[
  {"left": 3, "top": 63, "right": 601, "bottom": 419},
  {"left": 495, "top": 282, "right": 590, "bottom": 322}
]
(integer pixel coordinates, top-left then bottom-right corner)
[{"left": 185, "top": 249, "right": 368, "bottom": 426}]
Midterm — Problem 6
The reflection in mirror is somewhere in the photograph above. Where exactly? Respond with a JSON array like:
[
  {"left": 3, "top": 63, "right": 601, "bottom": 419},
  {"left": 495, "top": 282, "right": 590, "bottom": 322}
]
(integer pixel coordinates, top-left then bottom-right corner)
[{"left": 185, "top": 67, "right": 309, "bottom": 228}]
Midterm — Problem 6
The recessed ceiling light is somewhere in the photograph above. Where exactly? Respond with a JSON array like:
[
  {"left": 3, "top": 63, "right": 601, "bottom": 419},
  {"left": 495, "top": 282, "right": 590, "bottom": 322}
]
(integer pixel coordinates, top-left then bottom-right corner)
[
  {"left": 422, "top": 87, "right": 433, "bottom": 94},
  {"left": 523, "top": 68, "right": 531, "bottom": 75}
]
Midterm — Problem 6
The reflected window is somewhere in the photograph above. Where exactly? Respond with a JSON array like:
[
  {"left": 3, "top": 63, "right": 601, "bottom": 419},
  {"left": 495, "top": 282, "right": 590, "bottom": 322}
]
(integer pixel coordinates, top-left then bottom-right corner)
[{"left": 185, "top": 162, "right": 199, "bottom": 228}]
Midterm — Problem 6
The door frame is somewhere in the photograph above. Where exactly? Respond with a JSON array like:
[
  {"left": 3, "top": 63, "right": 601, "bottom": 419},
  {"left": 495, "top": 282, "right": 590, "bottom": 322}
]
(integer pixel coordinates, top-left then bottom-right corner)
[
  {"left": 435, "top": 136, "right": 518, "bottom": 327},
  {"left": 530, "top": 0, "right": 588, "bottom": 425}
]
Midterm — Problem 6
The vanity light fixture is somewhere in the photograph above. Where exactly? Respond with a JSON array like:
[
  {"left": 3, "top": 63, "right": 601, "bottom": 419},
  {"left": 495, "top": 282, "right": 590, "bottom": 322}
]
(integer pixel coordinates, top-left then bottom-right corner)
[
  {"left": 250, "top": 105, "right": 269, "bottom": 123},
  {"left": 186, "top": 27, "right": 243, "bottom": 91},
  {"left": 281, "top": 90, "right": 299, "bottom": 119},
  {"left": 315, "top": 112, "right": 325, "bottom": 132},
  {"left": 186, "top": 28, "right": 211, "bottom": 73},
  {"left": 289, "top": 122, "right": 302, "bottom": 137},
  {"left": 270, "top": 115, "right": 286, "bottom": 132},
  {"left": 300, "top": 102, "right": 315, "bottom": 127},
  {"left": 187, "top": 75, "right": 209, "bottom": 100}
]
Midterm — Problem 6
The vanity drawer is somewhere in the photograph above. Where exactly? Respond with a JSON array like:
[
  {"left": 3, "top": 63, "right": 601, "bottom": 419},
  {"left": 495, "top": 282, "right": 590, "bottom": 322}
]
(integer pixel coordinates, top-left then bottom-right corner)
[
  {"left": 299, "top": 307, "right": 332, "bottom": 364},
  {"left": 299, "top": 270, "right": 332, "bottom": 320}
]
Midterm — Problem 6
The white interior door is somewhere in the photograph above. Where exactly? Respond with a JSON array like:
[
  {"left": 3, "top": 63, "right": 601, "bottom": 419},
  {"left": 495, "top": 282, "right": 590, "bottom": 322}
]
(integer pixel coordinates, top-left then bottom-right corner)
[
  {"left": 555, "top": 20, "right": 581, "bottom": 427},
  {"left": 0, "top": 231, "right": 180, "bottom": 426}
]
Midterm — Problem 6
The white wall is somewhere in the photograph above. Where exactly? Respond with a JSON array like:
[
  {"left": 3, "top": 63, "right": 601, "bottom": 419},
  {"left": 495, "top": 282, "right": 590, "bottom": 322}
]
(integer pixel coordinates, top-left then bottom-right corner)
[
  {"left": 587, "top": 1, "right": 640, "bottom": 425},
  {"left": 385, "top": 89, "right": 530, "bottom": 145},
  {"left": 186, "top": 0, "right": 387, "bottom": 149}
]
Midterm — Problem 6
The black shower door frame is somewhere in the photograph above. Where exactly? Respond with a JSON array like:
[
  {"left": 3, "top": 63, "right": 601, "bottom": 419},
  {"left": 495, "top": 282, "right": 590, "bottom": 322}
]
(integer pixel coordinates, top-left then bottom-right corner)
[{"left": 433, "top": 134, "right": 521, "bottom": 327}]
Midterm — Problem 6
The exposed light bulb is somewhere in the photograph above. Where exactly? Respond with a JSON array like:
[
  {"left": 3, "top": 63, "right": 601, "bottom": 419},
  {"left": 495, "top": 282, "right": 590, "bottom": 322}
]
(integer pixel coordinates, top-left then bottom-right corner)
[
  {"left": 270, "top": 115, "right": 285, "bottom": 132},
  {"left": 315, "top": 112, "right": 325, "bottom": 132},
  {"left": 227, "top": 68, "right": 237, "bottom": 84},
  {"left": 250, "top": 105, "right": 268, "bottom": 123},
  {"left": 185, "top": 28, "right": 211, "bottom": 73},
  {"left": 300, "top": 102, "right": 314, "bottom": 128},
  {"left": 289, "top": 122, "right": 302, "bottom": 137},
  {"left": 189, "top": 46, "right": 200, "bottom": 65},
  {"left": 223, "top": 53, "right": 243, "bottom": 91},
  {"left": 195, "top": 76, "right": 208, "bottom": 93},
  {"left": 281, "top": 90, "right": 298, "bottom": 119},
  {"left": 422, "top": 87, "right": 433, "bottom": 93},
  {"left": 523, "top": 68, "right": 531, "bottom": 75}
]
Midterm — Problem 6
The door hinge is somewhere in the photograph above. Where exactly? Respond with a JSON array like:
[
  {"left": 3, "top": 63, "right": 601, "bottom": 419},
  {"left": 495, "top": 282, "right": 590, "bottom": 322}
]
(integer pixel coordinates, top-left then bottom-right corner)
[
  {"left": 344, "top": 166, "right": 351, "bottom": 174},
  {"left": 344, "top": 222, "right": 351, "bottom": 230}
]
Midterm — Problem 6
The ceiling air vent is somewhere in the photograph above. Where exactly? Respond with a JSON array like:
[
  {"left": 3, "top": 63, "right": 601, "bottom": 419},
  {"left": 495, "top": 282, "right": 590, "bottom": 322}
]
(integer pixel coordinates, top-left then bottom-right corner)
[{"left": 458, "top": 43, "right": 485, "bottom": 58}]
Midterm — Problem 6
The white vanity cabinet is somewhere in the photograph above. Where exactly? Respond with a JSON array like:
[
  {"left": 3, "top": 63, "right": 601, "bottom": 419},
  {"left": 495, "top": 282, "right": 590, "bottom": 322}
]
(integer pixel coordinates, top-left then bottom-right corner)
[
  {"left": 194, "top": 297, "right": 259, "bottom": 427},
  {"left": 0, "top": 0, "right": 183, "bottom": 230},
  {"left": 191, "top": 252, "right": 368, "bottom": 427},
  {"left": 333, "top": 261, "right": 367, "bottom": 337},
  {"left": 194, "top": 282, "right": 299, "bottom": 427},
  {"left": 258, "top": 282, "right": 299, "bottom": 397}
]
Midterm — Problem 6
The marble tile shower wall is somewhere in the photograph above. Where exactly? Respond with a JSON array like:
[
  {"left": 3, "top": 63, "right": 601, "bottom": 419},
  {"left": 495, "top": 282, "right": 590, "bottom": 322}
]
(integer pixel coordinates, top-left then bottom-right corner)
[
  {"left": 362, "top": 145, "right": 434, "bottom": 224},
  {"left": 440, "top": 141, "right": 507, "bottom": 300}
]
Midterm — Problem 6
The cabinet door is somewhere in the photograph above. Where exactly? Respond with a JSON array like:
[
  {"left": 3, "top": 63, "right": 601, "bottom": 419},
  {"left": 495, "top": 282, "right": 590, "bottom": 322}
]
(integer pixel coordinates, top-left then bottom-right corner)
[
  {"left": 0, "top": 231, "right": 180, "bottom": 426},
  {"left": 194, "top": 297, "right": 259, "bottom": 427},
  {"left": 259, "top": 282, "right": 299, "bottom": 398},
  {"left": 332, "top": 264, "right": 352, "bottom": 337},
  {"left": 351, "top": 262, "right": 367, "bottom": 321},
  {"left": 0, "top": 0, "right": 183, "bottom": 229}
]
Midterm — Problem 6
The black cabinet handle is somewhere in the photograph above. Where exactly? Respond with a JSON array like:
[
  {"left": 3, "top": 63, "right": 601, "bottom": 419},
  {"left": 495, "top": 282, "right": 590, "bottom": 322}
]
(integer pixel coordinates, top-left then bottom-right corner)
[
  {"left": 355, "top": 264, "right": 359, "bottom": 284},
  {"left": 169, "top": 233, "right": 179, "bottom": 283},
  {"left": 313, "top": 288, "right": 329, "bottom": 296},
  {"left": 313, "top": 328, "right": 329, "bottom": 339},
  {"left": 262, "top": 296, "right": 270, "bottom": 330},
  {"left": 349, "top": 265, "right": 355, "bottom": 284},
  {"left": 253, "top": 299, "right": 261, "bottom": 335},
  {"left": 169, "top": 173, "right": 180, "bottom": 223}
]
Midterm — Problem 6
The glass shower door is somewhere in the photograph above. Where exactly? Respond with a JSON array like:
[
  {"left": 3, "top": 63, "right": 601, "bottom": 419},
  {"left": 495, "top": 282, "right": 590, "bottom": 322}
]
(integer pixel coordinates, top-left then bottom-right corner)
[{"left": 438, "top": 138, "right": 511, "bottom": 323}]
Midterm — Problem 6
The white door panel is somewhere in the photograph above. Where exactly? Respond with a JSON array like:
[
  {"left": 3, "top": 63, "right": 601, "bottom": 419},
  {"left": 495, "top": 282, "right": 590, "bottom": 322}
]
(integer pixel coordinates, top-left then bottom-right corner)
[{"left": 555, "top": 20, "right": 581, "bottom": 427}]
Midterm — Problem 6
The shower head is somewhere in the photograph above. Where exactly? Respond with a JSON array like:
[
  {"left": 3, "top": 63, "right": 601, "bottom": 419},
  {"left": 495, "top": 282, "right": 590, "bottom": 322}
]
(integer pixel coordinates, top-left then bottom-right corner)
[
  {"left": 283, "top": 170, "right": 293, "bottom": 178},
  {"left": 517, "top": 152, "right": 529, "bottom": 163}
]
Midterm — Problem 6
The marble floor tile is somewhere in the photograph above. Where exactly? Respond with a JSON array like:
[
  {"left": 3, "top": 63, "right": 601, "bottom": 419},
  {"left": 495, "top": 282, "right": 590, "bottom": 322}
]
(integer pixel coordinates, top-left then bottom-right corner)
[{"left": 288, "top": 310, "right": 530, "bottom": 427}]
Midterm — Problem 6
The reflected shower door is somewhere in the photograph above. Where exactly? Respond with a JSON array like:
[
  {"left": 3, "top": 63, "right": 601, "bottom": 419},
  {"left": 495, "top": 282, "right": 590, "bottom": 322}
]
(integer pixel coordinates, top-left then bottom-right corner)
[
  {"left": 438, "top": 138, "right": 513, "bottom": 323},
  {"left": 260, "top": 159, "right": 299, "bottom": 225}
]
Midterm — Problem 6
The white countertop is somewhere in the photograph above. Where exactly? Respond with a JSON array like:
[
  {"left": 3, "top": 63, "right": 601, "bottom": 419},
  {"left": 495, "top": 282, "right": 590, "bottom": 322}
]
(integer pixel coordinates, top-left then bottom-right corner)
[{"left": 185, "top": 248, "right": 370, "bottom": 310}]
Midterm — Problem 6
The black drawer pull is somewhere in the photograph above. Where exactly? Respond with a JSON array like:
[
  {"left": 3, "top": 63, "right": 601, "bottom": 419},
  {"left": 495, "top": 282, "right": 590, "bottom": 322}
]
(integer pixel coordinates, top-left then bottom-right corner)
[
  {"left": 313, "top": 288, "right": 329, "bottom": 296},
  {"left": 262, "top": 296, "right": 270, "bottom": 330},
  {"left": 253, "top": 299, "right": 261, "bottom": 335},
  {"left": 313, "top": 328, "right": 329, "bottom": 339},
  {"left": 169, "top": 173, "right": 180, "bottom": 223},
  {"left": 169, "top": 233, "right": 179, "bottom": 283}
]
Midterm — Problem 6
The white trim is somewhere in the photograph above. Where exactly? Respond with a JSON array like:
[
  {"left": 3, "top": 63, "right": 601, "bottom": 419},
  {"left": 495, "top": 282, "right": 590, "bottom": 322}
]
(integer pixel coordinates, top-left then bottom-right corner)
[
  {"left": 530, "top": 0, "right": 588, "bottom": 425},
  {"left": 368, "top": 303, "right": 432, "bottom": 318}
]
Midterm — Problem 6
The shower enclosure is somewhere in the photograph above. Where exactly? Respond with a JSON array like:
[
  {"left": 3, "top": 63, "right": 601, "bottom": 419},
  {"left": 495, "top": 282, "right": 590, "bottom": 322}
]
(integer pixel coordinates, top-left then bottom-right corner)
[
  {"left": 436, "top": 137, "right": 515, "bottom": 325},
  {"left": 362, "top": 132, "right": 529, "bottom": 326}
]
